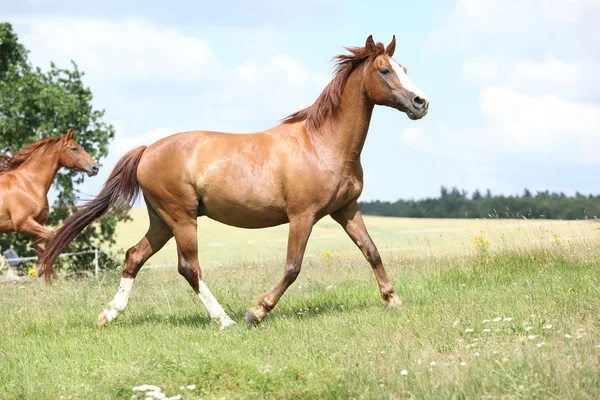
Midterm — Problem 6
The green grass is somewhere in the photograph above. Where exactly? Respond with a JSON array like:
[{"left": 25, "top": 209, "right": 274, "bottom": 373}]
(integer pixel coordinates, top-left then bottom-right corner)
[{"left": 1, "top": 215, "right": 599, "bottom": 399}]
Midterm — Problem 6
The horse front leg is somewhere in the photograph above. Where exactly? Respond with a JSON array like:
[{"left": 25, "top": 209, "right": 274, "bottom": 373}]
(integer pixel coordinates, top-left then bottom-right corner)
[
  {"left": 17, "top": 218, "right": 53, "bottom": 277},
  {"left": 331, "top": 201, "right": 403, "bottom": 309},
  {"left": 245, "top": 214, "right": 314, "bottom": 326}
]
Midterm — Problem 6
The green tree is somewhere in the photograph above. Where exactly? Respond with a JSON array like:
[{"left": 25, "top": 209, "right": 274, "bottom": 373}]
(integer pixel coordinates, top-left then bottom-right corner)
[{"left": 0, "top": 22, "right": 126, "bottom": 273}]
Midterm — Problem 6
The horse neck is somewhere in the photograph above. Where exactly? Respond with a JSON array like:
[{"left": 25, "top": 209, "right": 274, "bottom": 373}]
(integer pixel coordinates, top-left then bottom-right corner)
[
  {"left": 19, "top": 146, "right": 62, "bottom": 195},
  {"left": 313, "top": 69, "right": 374, "bottom": 169}
]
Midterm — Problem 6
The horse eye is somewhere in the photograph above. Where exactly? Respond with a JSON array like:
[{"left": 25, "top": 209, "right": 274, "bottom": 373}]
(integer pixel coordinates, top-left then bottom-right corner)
[
  {"left": 380, "top": 68, "right": 391, "bottom": 75},
  {"left": 71, "top": 147, "right": 78, "bottom": 151}
]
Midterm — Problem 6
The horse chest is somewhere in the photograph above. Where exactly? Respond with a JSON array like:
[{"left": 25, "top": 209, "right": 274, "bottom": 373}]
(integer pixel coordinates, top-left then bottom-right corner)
[{"left": 324, "top": 173, "right": 363, "bottom": 211}]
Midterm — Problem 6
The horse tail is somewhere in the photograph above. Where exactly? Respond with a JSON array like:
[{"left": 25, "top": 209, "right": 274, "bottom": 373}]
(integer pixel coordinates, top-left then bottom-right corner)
[{"left": 41, "top": 146, "right": 147, "bottom": 280}]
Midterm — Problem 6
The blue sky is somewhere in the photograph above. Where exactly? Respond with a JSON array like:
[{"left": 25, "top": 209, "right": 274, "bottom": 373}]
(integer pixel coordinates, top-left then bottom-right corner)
[{"left": 4, "top": 0, "right": 600, "bottom": 202}]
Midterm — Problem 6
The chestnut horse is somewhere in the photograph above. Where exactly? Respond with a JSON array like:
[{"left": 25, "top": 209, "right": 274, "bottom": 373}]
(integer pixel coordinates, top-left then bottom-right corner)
[
  {"left": 0, "top": 130, "right": 98, "bottom": 267},
  {"left": 42, "top": 35, "right": 430, "bottom": 328}
]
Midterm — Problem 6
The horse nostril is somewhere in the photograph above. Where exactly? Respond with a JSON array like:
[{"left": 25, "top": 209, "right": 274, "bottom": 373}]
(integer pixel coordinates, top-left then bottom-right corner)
[
  {"left": 413, "top": 96, "right": 426, "bottom": 108},
  {"left": 92, "top": 165, "right": 99, "bottom": 173}
]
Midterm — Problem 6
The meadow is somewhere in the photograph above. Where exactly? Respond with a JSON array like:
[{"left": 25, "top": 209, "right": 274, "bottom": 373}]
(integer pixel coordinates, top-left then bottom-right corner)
[{"left": 0, "top": 211, "right": 599, "bottom": 399}]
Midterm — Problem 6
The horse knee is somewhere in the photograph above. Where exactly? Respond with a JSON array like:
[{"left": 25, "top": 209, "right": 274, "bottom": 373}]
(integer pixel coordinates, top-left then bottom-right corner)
[
  {"left": 283, "top": 264, "right": 301, "bottom": 284},
  {"left": 178, "top": 259, "right": 200, "bottom": 290},
  {"left": 123, "top": 246, "right": 144, "bottom": 278}
]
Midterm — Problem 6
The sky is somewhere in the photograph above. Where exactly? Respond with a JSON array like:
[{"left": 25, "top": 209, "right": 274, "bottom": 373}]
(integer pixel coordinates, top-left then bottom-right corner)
[{"left": 3, "top": 0, "right": 600, "bottom": 203}]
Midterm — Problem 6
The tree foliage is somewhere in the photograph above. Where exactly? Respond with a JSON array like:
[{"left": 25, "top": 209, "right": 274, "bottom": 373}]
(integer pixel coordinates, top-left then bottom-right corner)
[
  {"left": 0, "top": 22, "right": 126, "bottom": 272},
  {"left": 360, "top": 186, "right": 600, "bottom": 220}
]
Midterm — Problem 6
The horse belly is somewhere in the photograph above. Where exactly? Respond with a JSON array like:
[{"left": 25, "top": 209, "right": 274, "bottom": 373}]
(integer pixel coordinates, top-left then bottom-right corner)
[
  {"left": 197, "top": 173, "right": 288, "bottom": 229},
  {"left": 201, "top": 194, "right": 288, "bottom": 228}
]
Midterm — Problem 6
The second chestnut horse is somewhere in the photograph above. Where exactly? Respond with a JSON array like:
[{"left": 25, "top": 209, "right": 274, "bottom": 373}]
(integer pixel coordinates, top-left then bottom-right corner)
[
  {"left": 0, "top": 130, "right": 98, "bottom": 268},
  {"left": 42, "top": 36, "right": 430, "bottom": 328}
]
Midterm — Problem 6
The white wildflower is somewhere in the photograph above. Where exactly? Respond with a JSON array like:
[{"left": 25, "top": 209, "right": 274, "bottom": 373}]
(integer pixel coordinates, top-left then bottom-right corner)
[
  {"left": 482, "top": 319, "right": 490, "bottom": 324},
  {"left": 483, "top": 329, "right": 491, "bottom": 333},
  {"left": 465, "top": 328, "right": 474, "bottom": 333},
  {"left": 133, "top": 385, "right": 162, "bottom": 392},
  {"left": 186, "top": 385, "right": 197, "bottom": 390},
  {"left": 544, "top": 324, "right": 553, "bottom": 330},
  {"left": 503, "top": 317, "right": 513, "bottom": 322},
  {"left": 460, "top": 361, "right": 467, "bottom": 366},
  {"left": 576, "top": 335, "right": 583, "bottom": 340},
  {"left": 474, "top": 352, "right": 480, "bottom": 357},
  {"left": 525, "top": 326, "right": 534, "bottom": 331},
  {"left": 430, "top": 361, "right": 437, "bottom": 366},
  {"left": 527, "top": 335, "right": 536, "bottom": 340},
  {"left": 131, "top": 385, "right": 162, "bottom": 392},
  {"left": 564, "top": 334, "right": 572, "bottom": 339},
  {"left": 493, "top": 317, "right": 502, "bottom": 322},
  {"left": 401, "top": 369, "right": 408, "bottom": 376},
  {"left": 536, "top": 343, "right": 544, "bottom": 348}
]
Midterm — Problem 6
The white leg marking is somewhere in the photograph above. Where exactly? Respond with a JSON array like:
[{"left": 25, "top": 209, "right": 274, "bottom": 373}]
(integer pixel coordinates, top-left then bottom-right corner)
[
  {"left": 103, "top": 277, "right": 134, "bottom": 323},
  {"left": 197, "top": 280, "right": 236, "bottom": 330}
]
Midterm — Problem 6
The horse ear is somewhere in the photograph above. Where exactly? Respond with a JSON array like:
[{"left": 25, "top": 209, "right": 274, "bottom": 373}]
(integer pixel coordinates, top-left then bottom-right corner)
[
  {"left": 385, "top": 35, "right": 396, "bottom": 57},
  {"left": 67, "top": 129, "right": 74, "bottom": 140},
  {"left": 365, "top": 35, "right": 376, "bottom": 54}
]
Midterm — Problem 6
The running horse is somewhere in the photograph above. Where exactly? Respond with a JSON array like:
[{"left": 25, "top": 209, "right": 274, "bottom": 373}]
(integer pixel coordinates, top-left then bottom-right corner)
[
  {"left": 42, "top": 36, "right": 430, "bottom": 328},
  {"left": 0, "top": 130, "right": 98, "bottom": 270}
]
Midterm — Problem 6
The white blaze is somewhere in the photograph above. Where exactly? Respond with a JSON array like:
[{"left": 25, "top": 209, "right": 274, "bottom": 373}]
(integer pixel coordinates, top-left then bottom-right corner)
[{"left": 390, "top": 59, "right": 429, "bottom": 101}]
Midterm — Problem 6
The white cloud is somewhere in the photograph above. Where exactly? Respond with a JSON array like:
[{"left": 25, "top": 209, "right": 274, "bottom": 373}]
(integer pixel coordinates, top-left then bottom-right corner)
[
  {"left": 419, "top": 0, "right": 600, "bottom": 189},
  {"left": 462, "top": 56, "right": 593, "bottom": 90},
  {"left": 461, "top": 58, "right": 499, "bottom": 83},
  {"left": 428, "top": 0, "right": 600, "bottom": 52},
  {"left": 514, "top": 57, "right": 586, "bottom": 84},
  {"left": 12, "top": 17, "right": 220, "bottom": 82},
  {"left": 9, "top": 15, "right": 328, "bottom": 132},
  {"left": 400, "top": 86, "right": 600, "bottom": 163},
  {"left": 480, "top": 86, "right": 600, "bottom": 156}
]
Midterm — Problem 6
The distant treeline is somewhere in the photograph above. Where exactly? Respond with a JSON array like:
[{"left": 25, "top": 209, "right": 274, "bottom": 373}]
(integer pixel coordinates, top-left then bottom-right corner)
[{"left": 359, "top": 187, "right": 600, "bottom": 220}]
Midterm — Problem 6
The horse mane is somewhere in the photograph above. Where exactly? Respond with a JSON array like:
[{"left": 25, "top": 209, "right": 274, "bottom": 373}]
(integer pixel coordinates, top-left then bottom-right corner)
[
  {"left": 281, "top": 41, "right": 386, "bottom": 132},
  {"left": 0, "top": 136, "right": 62, "bottom": 173}
]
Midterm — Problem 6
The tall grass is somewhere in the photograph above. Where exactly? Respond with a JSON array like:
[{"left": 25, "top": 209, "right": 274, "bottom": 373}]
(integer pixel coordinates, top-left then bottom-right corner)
[{"left": 0, "top": 217, "right": 599, "bottom": 399}]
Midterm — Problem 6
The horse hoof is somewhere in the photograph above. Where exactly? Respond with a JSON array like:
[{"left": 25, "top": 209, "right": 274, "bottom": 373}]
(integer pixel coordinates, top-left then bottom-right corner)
[
  {"left": 245, "top": 310, "right": 261, "bottom": 327},
  {"left": 388, "top": 297, "right": 404, "bottom": 311},
  {"left": 97, "top": 311, "right": 109, "bottom": 327},
  {"left": 219, "top": 317, "right": 237, "bottom": 330}
]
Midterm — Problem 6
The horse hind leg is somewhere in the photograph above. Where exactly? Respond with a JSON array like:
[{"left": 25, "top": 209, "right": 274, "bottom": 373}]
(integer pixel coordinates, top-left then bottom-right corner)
[
  {"left": 98, "top": 205, "right": 173, "bottom": 327},
  {"left": 173, "top": 222, "right": 235, "bottom": 330}
]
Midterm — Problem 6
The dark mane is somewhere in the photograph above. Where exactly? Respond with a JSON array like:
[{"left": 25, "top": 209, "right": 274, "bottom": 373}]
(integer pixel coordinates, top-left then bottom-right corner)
[
  {"left": 281, "top": 41, "right": 386, "bottom": 131},
  {"left": 0, "top": 136, "right": 62, "bottom": 173}
]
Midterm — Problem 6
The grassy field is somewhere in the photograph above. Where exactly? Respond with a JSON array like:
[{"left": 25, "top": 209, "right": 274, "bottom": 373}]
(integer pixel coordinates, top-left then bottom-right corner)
[{"left": 1, "top": 212, "right": 599, "bottom": 399}]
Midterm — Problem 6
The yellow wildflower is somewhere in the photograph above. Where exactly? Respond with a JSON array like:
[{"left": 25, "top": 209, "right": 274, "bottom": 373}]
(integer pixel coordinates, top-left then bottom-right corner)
[
  {"left": 473, "top": 235, "right": 490, "bottom": 249},
  {"left": 27, "top": 268, "right": 37, "bottom": 277}
]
